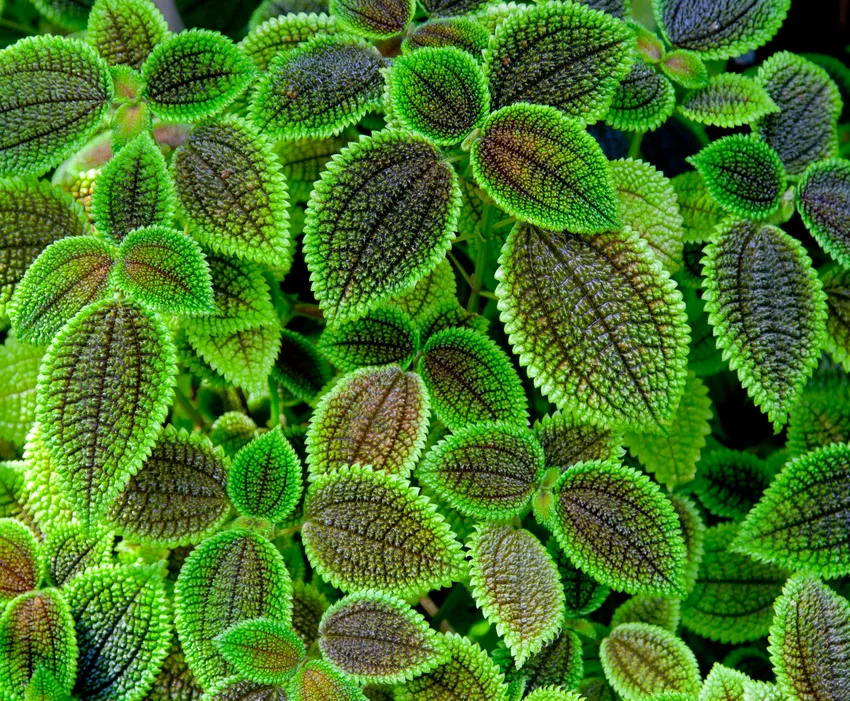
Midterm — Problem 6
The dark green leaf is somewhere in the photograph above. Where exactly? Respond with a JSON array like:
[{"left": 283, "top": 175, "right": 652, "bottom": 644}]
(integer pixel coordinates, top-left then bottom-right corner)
[
  {"left": 43, "top": 520, "right": 113, "bottom": 586},
  {"left": 677, "top": 74, "right": 778, "bottom": 128},
  {"left": 329, "top": 0, "right": 414, "bottom": 38},
  {"left": 687, "top": 448, "right": 773, "bottom": 520},
  {"left": 402, "top": 18, "right": 490, "bottom": 58},
  {"left": 275, "top": 131, "right": 354, "bottom": 204},
  {"left": 546, "top": 537, "right": 610, "bottom": 617},
  {"left": 30, "top": 0, "right": 94, "bottom": 30},
  {"left": 291, "top": 581, "right": 329, "bottom": 648},
  {"left": 669, "top": 494, "right": 705, "bottom": 594},
  {"left": 240, "top": 12, "right": 339, "bottom": 70},
  {"left": 201, "top": 677, "right": 290, "bottom": 701},
  {"left": 288, "top": 659, "right": 368, "bottom": 701},
  {"left": 606, "top": 63, "right": 676, "bottom": 133},
  {"left": 498, "top": 628, "right": 584, "bottom": 697},
  {"left": 787, "top": 383, "right": 850, "bottom": 456},
  {"left": 796, "top": 158, "right": 850, "bottom": 268},
  {"left": 822, "top": 266, "right": 850, "bottom": 372},
  {"left": 87, "top": 0, "right": 169, "bottom": 70},
  {"left": 215, "top": 618, "right": 304, "bottom": 686},
  {"left": 272, "top": 329, "right": 333, "bottom": 403},
  {"left": 533, "top": 412, "right": 622, "bottom": 471}
]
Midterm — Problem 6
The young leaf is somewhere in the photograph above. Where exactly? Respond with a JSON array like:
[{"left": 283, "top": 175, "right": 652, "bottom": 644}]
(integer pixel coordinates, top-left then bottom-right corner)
[
  {"left": 0, "top": 343, "right": 43, "bottom": 446},
  {"left": 272, "top": 329, "right": 333, "bottom": 403},
  {"left": 484, "top": 2, "right": 635, "bottom": 122},
  {"left": 418, "top": 422, "right": 545, "bottom": 521},
  {"left": 702, "top": 220, "right": 827, "bottom": 430},
  {"left": 24, "top": 667, "right": 70, "bottom": 701},
  {"left": 606, "top": 63, "right": 676, "bottom": 133},
  {"left": 768, "top": 575, "right": 850, "bottom": 701},
  {"left": 288, "top": 659, "right": 368, "bottom": 701},
  {"left": 172, "top": 117, "right": 291, "bottom": 267},
  {"left": 533, "top": 412, "right": 622, "bottom": 471},
  {"left": 523, "top": 690, "right": 583, "bottom": 701},
  {"left": 30, "top": 0, "right": 93, "bottom": 30},
  {"left": 215, "top": 618, "right": 304, "bottom": 686},
  {"left": 240, "top": 12, "right": 339, "bottom": 70},
  {"left": 469, "top": 524, "right": 564, "bottom": 668},
  {"left": 546, "top": 538, "right": 610, "bottom": 616},
  {"left": 402, "top": 18, "right": 490, "bottom": 58},
  {"left": 301, "top": 465, "right": 466, "bottom": 597},
  {"left": 688, "top": 135, "right": 787, "bottom": 221},
  {"left": 600, "top": 623, "right": 701, "bottom": 701},
  {"left": 36, "top": 298, "right": 176, "bottom": 525},
  {"left": 43, "top": 520, "right": 113, "bottom": 586},
  {"left": 733, "top": 442, "right": 850, "bottom": 578},
  {"left": 687, "top": 448, "right": 773, "bottom": 520},
  {"left": 660, "top": 50, "right": 708, "bottom": 89},
  {"left": 318, "top": 307, "right": 420, "bottom": 372},
  {"left": 275, "top": 130, "right": 355, "bottom": 204},
  {"left": 0, "top": 518, "right": 42, "bottom": 602},
  {"left": 210, "top": 412, "right": 259, "bottom": 457},
  {"left": 142, "top": 30, "right": 255, "bottom": 123},
  {"left": 318, "top": 590, "right": 446, "bottom": 684},
  {"left": 304, "top": 130, "right": 461, "bottom": 322},
  {"left": 0, "top": 37, "right": 112, "bottom": 177},
  {"left": 678, "top": 74, "right": 778, "bottom": 128},
  {"left": 418, "top": 327, "right": 527, "bottom": 432},
  {"left": 796, "top": 158, "right": 850, "bottom": 268},
  {"left": 329, "top": 0, "right": 414, "bottom": 38},
  {"left": 66, "top": 565, "right": 170, "bottom": 701},
  {"left": 174, "top": 528, "right": 293, "bottom": 688},
  {"left": 87, "top": 0, "right": 170, "bottom": 70},
  {"left": 700, "top": 665, "right": 750, "bottom": 701},
  {"left": 471, "top": 104, "right": 620, "bottom": 233},
  {"left": 671, "top": 171, "right": 727, "bottom": 244},
  {"left": 104, "top": 425, "right": 230, "bottom": 548},
  {"left": 787, "top": 385, "right": 850, "bottom": 456},
  {"left": 496, "top": 222, "right": 689, "bottom": 432},
  {"left": 611, "top": 595, "right": 681, "bottom": 632}
]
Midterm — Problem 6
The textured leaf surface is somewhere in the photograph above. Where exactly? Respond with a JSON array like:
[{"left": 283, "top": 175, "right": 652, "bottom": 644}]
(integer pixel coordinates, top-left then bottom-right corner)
[
  {"left": 496, "top": 222, "right": 689, "bottom": 432},
  {"left": 289, "top": 658, "right": 368, "bottom": 701},
  {"left": 275, "top": 131, "right": 353, "bottom": 204},
  {"left": 329, "top": 0, "right": 413, "bottom": 38},
  {"left": 43, "top": 520, "right": 112, "bottom": 586},
  {"left": 87, "top": 0, "right": 169, "bottom": 69},
  {"left": 0, "top": 344, "right": 43, "bottom": 445},
  {"left": 202, "top": 677, "right": 290, "bottom": 701},
  {"left": 500, "top": 628, "right": 583, "bottom": 696},
  {"left": 272, "top": 329, "right": 333, "bottom": 403},
  {"left": 611, "top": 595, "right": 681, "bottom": 632},
  {"left": 0, "top": 519, "right": 41, "bottom": 602},
  {"left": 402, "top": 18, "right": 490, "bottom": 57},
  {"left": 687, "top": 448, "right": 772, "bottom": 520},
  {"left": 671, "top": 171, "right": 726, "bottom": 244},
  {"left": 318, "top": 307, "right": 419, "bottom": 372},
  {"left": 822, "top": 267, "right": 850, "bottom": 372},
  {"left": 240, "top": 12, "right": 338, "bottom": 70},
  {"left": 546, "top": 537, "right": 610, "bottom": 616},
  {"left": 606, "top": 63, "right": 675, "bottom": 133},
  {"left": 30, "top": 0, "right": 94, "bottom": 30},
  {"left": 787, "top": 385, "right": 850, "bottom": 456},
  {"left": 678, "top": 74, "right": 778, "bottom": 128},
  {"left": 660, "top": 50, "right": 708, "bottom": 90},
  {"left": 533, "top": 412, "right": 622, "bottom": 471},
  {"left": 215, "top": 618, "right": 304, "bottom": 686},
  {"left": 699, "top": 665, "right": 749, "bottom": 701},
  {"left": 670, "top": 494, "right": 705, "bottom": 598},
  {"left": 796, "top": 158, "right": 850, "bottom": 268},
  {"left": 24, "top": 667, "right": 69, "bottom": 701}
]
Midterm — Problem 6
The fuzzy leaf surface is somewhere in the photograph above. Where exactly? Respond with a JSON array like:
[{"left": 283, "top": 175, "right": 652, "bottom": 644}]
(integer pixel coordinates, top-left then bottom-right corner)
[
  {"left": 611, "top": 595, "right": 681, "bottom": 632},
  {"left": 0, "top": 344, "right": 43, "bottom": 445},
  {"left": 533, "top": 412, "right": 622, "bottom": 471},
  {"left": 787, "top": 385, "right": 850, "bottom": 456},
  {"left": 546, "top": 537, "right": 610, "bottom": 616},
  {"left": 678, "top": 74, "right": 778, "bottom": 128},
  {"left": 43, "top": 520, "right": 112, "bottom": 587},
  {"left": 606, "top": 63, "right": 675, "bottom": 133},
  {"left": 0, "top": 519, "right": 41, "bottom": 602},
  {"left": 699, "top": 665, "right": 750, "bottom": 701},
  {"left": 288, "top": 658, "right": 368, "bottom": 701},
  {"left": 240, "top": 12, "right": 338, "bottom": 70},
  {"left": 87, "top": 0, "right": 169, "bottom": 69},
  {"left": 402, "top": 18, "right": 490, "bottom": 57},
  {"left": 272, "top": 329, "right": 333, "bottom": 403},
  {"left": 671, "top": 171, "right": 726, "bottom": 244}
]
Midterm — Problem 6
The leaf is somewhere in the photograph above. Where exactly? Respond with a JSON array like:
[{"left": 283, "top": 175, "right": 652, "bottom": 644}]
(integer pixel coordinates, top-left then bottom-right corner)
[
  {"left": 678, "top": 74, "right": 778, "bottom": 128},
  {"left": 787, "top": 385, "right": 850, "bottom": 456},
  {"left": 67, "top": 564, "right": 171, "bottom": 701},
  {"left": 275, "top": 131, "right": 354, "bottom": 204},
  {"left": 702, "top": 220, "right": 827, "bottom": 430},
  {"left": 304, "top": 130, "right": 460, "bottom": 322},
  {"left": 533, "top": 412, "right": 622, "bottom": 471},
  {"left": 402, "top": 18, "right": 490, "bottom": 58},
  {"left": 0, "top": 37, "right": 112, "bottom": 177},
  {"left": 471, "top": 104, "right": 620, "bottom": 233},
  {"left": 733, "top": 442, "right": 850, "bottom": 578},
  {"left": 600, "top": 623, "right": 701, "bottom": 701},
  {"left": 142, "top": 30, "right": 255, "bottom": 123},
  {"left": 318, "top": 307, "right": 420, "bottom": 373},
  {"left": 10, "top": 236, "right": 116, "bottom": 346},
  {"left": 90, "top": 131, "right": 175, "bottom": 243},
  {"left": 43, "top": 520, "right": 113, "bottom": 586},
  {"left": 105, "top": 425, "right": 230, "bottom": 548},
  {"left": 172, "top": 117, "right": 291, "bottom": 267},
  {"left": 546, "top": 537, "right": 610, "bottom": 616},
  {"left": 418, "top": 327, "right": 527, "bottom": 432},
  {"left": 499, "top": 628, "right": 583, "bottom": 696},
  {"left": 215, "top": 618, "right": 304, "bottom": 686},
  {"left": 688, "top": 134, "right": 787, "bottom": 221},
  {"left": 239, "top": 12, "right": 338, "bottom": 70},
  {"left": 605, "top": 63, "right": 676, "bottom": 133},
  {"left": 653, "top": 0, "right": 790, "bottom": 60},
  {"left": 483, "top": 2, "right": 634, "bottom": 122},
  {"left": 496, "top": 222, "right": 689, "bottom": 432},
  {"left": 174, "top": 528, "right": 293, "bottom": 688},
  {"left": 36, "top": 298, "right": 176, "bottom": 525},
  {"left": 288, "top": 659, "right": 368, "bottom": 701},
  {"left": 251, "top": 35, "right": 385, "bottom": 141},
  {"left": 796, "top": 158, "right": 850, "bottom": 268},
  {"left": 660, "top": 50, "right": 708, "bottom": 89},
  {"left": 203, "top": 678, "right": 290, "bottom": 701},
  {"left": 87, "top": 0, "right": 169, "bottom": 69},
  {"left": 579, "top": 0, "right": 629, "bottom": 18},
  {"left": 419, "top": 422, "right": 545, "bottom": 521},
  {"left": 768, "top": 575, "right": 850, "bottom": 701},
  {"left": 0, "top": 518, "right": 41, "bottom": 602},
  {"left": 611, "top": 595, "right": 681, "bottom": 632},
  {"left": 522, "top": 690, "right": 583, "bottom": 701},
  {"left": 209, "top": 412, "right": 258, "bottom": 457},
  {"left": 30, "top": 0, "right": 94, "bottom": 30},
  {"left": 671, "top": 171, "right": 727, "bottom": 244},
  {"left": 0, "top": 463, "right": 26, "bottom": 521},
  {"left": 144, "top": 637, "right": 204, "bottom": 701},
  {"left": 699, "top": 665, "right": 750, "bottom": 701},
  {"left": 302, "top": 465, "right": 466, "bottom": 597},
  {"left": 669, "top": 494, "right": 705, "bottom": 594},
  {"left": 329, "top": 0, "right": 414, "bottom": 38},
  {"left": 0, "top": 589, "right": 77, "bottom": 695},
  {"left": 417, "top": 300, "right": 489, "bottom": 341},
  {"left": 681, "top": 524, "right": 787, "bottom": 644},
  {"left": 823, "top": 266, "right": 850, "bottom": 372},
  {"left": 547, "top": 461, "right": 687, "bottom": 596},
  {"left": 272, "top": 329, "right": 333, "bottom": 403},
  {"left": 0, "top": 343, "right": 42, "bottom": 445},
  {"left": 469, "top": 524, "right": 564, "bottom": 668},
  {"left": 395, "top": 633, "right": 508, "bottom": 701},
  {"left": 756, "top": 52, "right": 842, "bottom": 176},
  {"left": 687, "top": 448, "right": 773, "bottom": 520},
  {"left": 291, "top": 581, "right": 330, "bottom": 648},
  {"left": 24, "top": 667, "right": 70, "bottom": 701}
]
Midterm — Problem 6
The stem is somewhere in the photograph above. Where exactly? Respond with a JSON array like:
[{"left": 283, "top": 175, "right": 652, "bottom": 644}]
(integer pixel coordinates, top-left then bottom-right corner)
[
  {"left": 419, "top": 596, "right": 456, "bottom": 634},
  {"left": 173, "top": 387, "right": 209, "bottom": 429},
  {"left": 478, "top": 290, "right": 498, "bottom": 300},
  {"left": 268, "top": 377, "right": 281, "bottom": 428},
  {"left": 292, "top": 302, "right": 324, "bottom": 320},
  {"left": 628, "top": 131, "right": 645, "bottom": 159},
  {"left": 467, "top": 232, "right": 487, "bottom": 312},
  {"left": 447, "top": 250, "right": 474, "bottom": 289}
]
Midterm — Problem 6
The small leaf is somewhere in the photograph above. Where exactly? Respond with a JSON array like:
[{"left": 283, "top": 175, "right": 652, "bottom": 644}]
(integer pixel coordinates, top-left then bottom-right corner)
[
  {"left": 688, "top": 134, "right": 787, "bottom": 221},
  {"left": 24, "top": 667, "right": 69, "bottom": 701},
  {"left": 702, "top": 220, "right": 827, "bottom": 430},
  {"left": 671, "top": 171, "right": 727, "bottom": 244},
  {"left": 533, "top": 412, "right": 622, "bottom": 471},
  {"left": 546, "top": 537, "right": 610, "bottom": 617},
  {"left": 669, "top": 494, "right": 705, "bottom": 595},
  {"left": 687, "top": 448, "right": 773, "bottom": 520},
  {"left": 733, "top": 442, "right": 850, "bottom": 578},
  {"left": 318, "top": 307, "right": 420, "bottom": 372},
  {"left": 36, "top": 298, "right": 176, "bottom": 525},
  {"left": 329, "top": 0, "right": 414, "bottom": 38},
  {"left": 419, "top": 422, "right": 545, "bottom": 521},
  {"left": 678, "top": 74, "right": 778, "bottom": 128},
  {"left": 215, "top": 618, "right": 304, "bottom": 686},
  {"left": 0, "top": 463, "right": 26, "bottom": 521},
  {"left": 0, "top": 518, "right": 41, "bottom": 602},
  {"left": 660, "top": 50, "right": 708, "bottom": 89},
  {"left": 796, "top": 158, "right": 850, "bottom": 268},
  {"left": 289, "top": 659, "right": 368, "bottom": 701},
  {"left": 202, "top": 677, "right": 289, "bottom": 701},
  {"left": 210, "top": 412, "right": 259, "bottom": 457},
  {"left": 302, "top": 465, "right": 466, "bottom": 597},
  {"left": 272, "top": 329, "right": 333, "bottom": 403},
  {"left": 699, "top": 664, "right": 750, "bottom": 701},
  {"left": 611, "top": 595, "right": 680, "bottom": 632},
  {"left": 142, "top": 30, "right": 255, "bottom": 123},
  {"left": 499, "top": 628, "right": 584, "bottom": 697},
  {"left": 0, "top": 37, "right": 112, "bottom": 177},
  {"left": 523, "top": 690, "right": 583, "bottom": 701},
  {"left": 768, "top": 575, "right": 850, "bottom": 701},
  {"left": 304, "top": 129, "right": 460, "bottom": 322},
  {"left": 240, "top": 12, "right": 339, "bottom": 70},
  {"left": 471, "top": 104, "right": 620, "bottom": 233},
  {"left": 87, "top": 0, "right": 169, "bottom": 69},
  {"left": 175, "top": 528, "right": 293, "bottom": 688},
  {"left": 418, "top": 327, "right": 527, "bottom": 432},
  {"left": 606, "top": 63, "right": 676, "bottom": 133},
  {"left": 0, "top": 343, "right": 43, "bottom": 445},
  {"left": 600, "top": 623, "right": 701, "bottom": 701},
  {"left": 787, "top": 385, "right": 850, "bottom": 456},
  {"left": 484, "top": 2, "right": 634, "bottom": 122},
  {"left": 402, "top": 18, "right": 490, "bottom": 58},
  {"left": 43, "top": 520, "right": 113, "bottom": 586}
]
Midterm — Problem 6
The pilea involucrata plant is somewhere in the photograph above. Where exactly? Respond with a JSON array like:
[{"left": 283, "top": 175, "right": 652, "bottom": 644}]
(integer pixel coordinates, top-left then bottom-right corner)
[{"left": 0, "top": 0, "right": 848, "bottom": 699}]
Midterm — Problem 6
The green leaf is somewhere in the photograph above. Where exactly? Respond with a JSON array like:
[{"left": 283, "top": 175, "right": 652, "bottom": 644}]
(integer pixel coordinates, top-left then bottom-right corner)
[
  {"left": 24, "top": 667, "right": 70, "bottom": 701},
  {"left": 496, "top": 222, "right": 689, "bottom": 432},
  {"left": 90, "top": 131, "right": 175, "bottom": 243},
  {"left": 142, "top": 30, "right": 255, "bottom": 123},
  {"left": 87, "top": 0, "right": 169, "bottom": 70},
  {"left": 275, "top": 131, "right": 354, "bottom": 204},
  {"left": 302, "top": 465, "right": 466, "bottom": 597},
  {"left": 522, "top": 690, "right": 583, "bottom": 701},
  {"left": 104, "top": 425, "right": 230, "bottom": 548},
  {"left": 743, "top": 681, "right": 784, "bottom": 701},
  {"left": 0, "top": 343, "right": 42, "bottom": 445},
  {"left": 600, "top": 623, "right": 701, "bottom": 701},
  {"left": 687, "top": 448, "right": 773, "bottom": 520},
  {"left": 291, "top": 581, "right": 330, "bottom": 649},
  {"left": 580, "top": 0, "right": 629, "bottom": 18},
  {"left": 29, "top": 0, "right": 94, "bottom": 30},
  {"left": 796, "top": 158, "right": 850, "bottom": 268},
  {"left": 678, "top": 74, "right": 778, "bottom": 128},
  {"left": 0, "top": 463, "right": 26, "bottom": 521},
  {"left": 36, "top": 298, "right": 176, "bottom": 525},
  {"left": 702, "top": 220, "right": 827, "bottom": 430},
  {"left": 756, "top": 52, "right": 842, "bottom": 176},
  {"left": 0, "top": 518, "right": 41, "bottom": 602},
  {"left": 144, "top": 637, "right": 203, "bottom": 701},
  {"left": 215, "top": 618, "right": 304, "bottom": 686},
  {"left": 318, "top": 590, "right": 447, "bottom": 684},
  {"left": 43, "top": 520, "right": 113, "bottom": 586},
  {"left": 787, "top": 384, "right": 850, "bottom": 456},
  {"left": 172, "top": 117, "right": 291, "bottom": 267},
  {"left": 471, "top": 104, "right": 620, "bottom": 233},
  {"left": 671, "top": 171, "right": 727, "bottom": 244},
  {"left": 402, "top": 18, "right": 490, "bottom": 58},
  {"left": 175, "top": 528, "right": 293, "bottom": 688},
  {"left": 304, "top": 129, "right": 461, "bottom": 323},
  {"left": 209, "top": 412, "right": 259, "bottom": 457},
  {"left": 469, "top": 524, "right": 564, "bottom": 668},
  {"left": 0, "top": 588, "right": 77, "bottom": 695},
  {"left": 533, "top": 412, "right": 622, "bottom": 471},
  {"left": 498, "top": 628, "right": 583, "bottom": 697},
  {"left": 418, "top": 327, "right": 527, "bottom": 432},
  {"left": 417, "top": 300, "right": 489, "bottom": 341},
  {"left": 240, "top": 12, "right": 338, "bottom": 70},
  {"left": 669, "top": 493, "right": 705, "bottom": 594},
  {"left": 688, "top": 134, "right": 787, "bottom": 221},
  {"left": 395, "top": 633, "right": 508, "bottom": 701},
  {"left": 681, "top": 524, "right": 787, "bottom": 644},
  {"left": 606, "top": 63, "right": 676, "bottom": 133},
  {"left": 251, "top": 34, "right": 385, "bottom": 141},
  {"left": 483, "top": 2, "right": 634, "bottom": 122},
  {"left": 768, "top": 575, "right": 850, "bottom": 701},
  {"left": 272, "top": 329, "right": 333, "bottom": 404},
  {"left": 202, "top": 677, "right": 290, "bottom": 701},
  {"left": 659, "top": 50, "right": 708, "bottom": 90},
  {"left": 67, "top": 564, "right": 171, "bottom": 701},
  {"left": 546, "top": 537, "right": 610, "bottom": 617},
  {"left": 822, "top": 266, "right": 850, "bottom": 372},
  {"left": 419, "top": 422, "right": 545, "bottom": 521},
  {"left": 329, "top": 0, "right": 413, "bottom": 38},
  {"left": 0, "top": 37, "right": 112, "bottom": 177},
  {"left": 733, "top": 442, "right": 850, "bottom": 578},
  {"left": 19, "top": 425, "right": 75, "bottom": 534},
  {"left": 289, "top": 659, "right": 368, "bottom": 701},
  {"left": 653, "top": 0, "right": 790, "bottom": 60},
  {"left": 547, "top": 461, "right": 687, "bottom": 596},
  {"left": 699, "top": 664, "right": 750, "bottom": 701},
  {"left": 611, "top": 595, "right": 680, "bottom": 632}
]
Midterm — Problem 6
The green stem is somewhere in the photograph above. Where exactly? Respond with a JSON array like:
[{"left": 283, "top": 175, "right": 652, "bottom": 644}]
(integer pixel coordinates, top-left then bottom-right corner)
[
  {"left": 268, "top": 377, "right": 281, "bottom": 428},
  {"left": 467, "top": 234, "right": 488, "bottom": 313},
  {"left": 628, "top": 131, "right": 645, "bottom": 159},
  {"left": 447, "top": 250, "right": 474, "bottom": 289},
  {"left": 173, "top": 387, "right": 209, "bottom": 429}
]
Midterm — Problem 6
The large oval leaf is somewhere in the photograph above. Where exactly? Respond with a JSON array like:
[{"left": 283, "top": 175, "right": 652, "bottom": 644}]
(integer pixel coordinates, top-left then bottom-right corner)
[
  {"left": 239, "top": 12, "right": 338, "bottom": 70},
  {"left": 796, "top": 158, "right": 850, "bottom": 268},
  {"left": 87, "top": 0, "right": 170, "bottom": 70}
]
